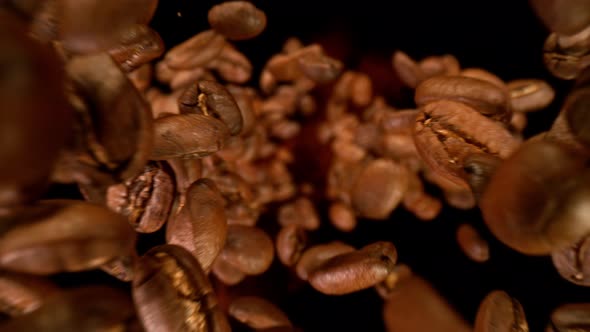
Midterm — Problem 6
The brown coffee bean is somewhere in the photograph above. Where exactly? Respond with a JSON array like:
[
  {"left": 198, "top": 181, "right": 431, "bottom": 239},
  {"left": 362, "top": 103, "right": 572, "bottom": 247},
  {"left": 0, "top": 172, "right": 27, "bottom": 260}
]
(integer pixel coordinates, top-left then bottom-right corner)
[
  {"left": 106, "top": 162, "right": 174, "bottom": 233},
  {"left": 166, "top": 158, "right": 202, "bottom": 196},
  {"left": 547, "top": 303, "right": 590, "bottom": 331},
  {"left": 507, "top": 79, "right": 555, "bottom": 113},
  {"left": 226, "top": 85, "right": 258, "bottom": 135},
  {"left": 0, "top": 200, "right": 135, "bottom": 274},
  {"left": 166, "top": 179, "right": 227, "bottom": 272},
  {"left": 207, "top": 44, "right": 253, "bottom": 84},
  {"left": 529, "top": 0, "right": 590, "bottom": 35},
  {"left": 543, "top": 28, "right": 590, "bottom": 80},
  {"left": 308, "top": 241, "right": 397, "bottom": 295},
  {"left": 208, "top": 1, "right": 267, "bottom": 41},
  {"left": 64, "top": 53, "right": 153, "bottom": 182},
  {"left": 383, "top": 274, "right": 471, "bottom": 332},
  {"left": 480, "top": 140, "right": 589, "bottom": 254},
  {"left": 278, "top": 197, "right": 320, "bottom": 231},
  {"left": 108, "top": 24, "right": 164, "bottom": 73},
  {"left": 59, "top": 0, "right": 159, "bottom": 53},
  {"left": 474, "top": 290, "right": 529, "bottom": 332},
  {"left": 415, "top": 76, "right": 511, "bottom": 122},
  {"left": 461, "top": 68, "right": 506, "bottom": 89},
  {"left": 419, "top": 54, "right": 461, "bottom": 78},
  {"left": 297, "top": 48, "right": 343, "bottom": 84},
  {"left": 212, "top": 254, "right": 246, "bottom": 286},
  {"left": 276, "top": 224, "right": 307, "bottom": 267},
  {"left": 552, "top": 235, "right": 590, "bottom": 286},
  {"left": 0, "top": 14, "right": 72, "bottom": 208},
  {"left": 266, "top": 44, "right": 339, "bottom": 83},
  {"left": 295, "top": 242, "right": 356, "bottom": 281},
  {"left": 374, "top": 264, "right": 413, "bottom": 299},
  {"left": 0, "top": 272, "right": 59, "bottom": 316},
  {"left": 178, "top": 80, "right": 243, "bottom": 135},
  {"left": 351, "top": 159, "right": 409, "bottom": 220},
  {"left": 151, "top": 113, "right": 230, "bottom": 160},
  {"left": 133, "top": 244, "right": 231, "bottom": 332},
  {"left": 162, "top": 30, "right": 226, "bottom": 70},
  {"left": 414, "top": 100, "right": 520, "bottom": 188},
  {"left": 229, "top": 296, "right": 292, "bottom": 329},
  {"left": 0, "top": 286, "right": 136, "bottom": 332},
  {"left": 328, "top": 201, "right": 357, "bottom": 232},
  {"left": 392, "top": 50, "right": 423, "bottom": 88},
  {"left": 219, "top": 225, "right": 274, "bottom": 275},
  {"left": 456, "top": 223, "right": 490, "bottom": 263}
]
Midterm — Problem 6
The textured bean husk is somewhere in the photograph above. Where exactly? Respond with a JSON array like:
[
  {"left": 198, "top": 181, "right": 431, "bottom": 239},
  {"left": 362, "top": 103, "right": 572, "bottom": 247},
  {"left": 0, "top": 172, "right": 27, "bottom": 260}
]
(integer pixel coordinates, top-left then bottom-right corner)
[
  {"left": 480, "top": 140, "right": 589, "bottom": 255},
  {"left": 0, "top": 200, "right": 135, "bottom": 274},
  {"left": 456, "top": 223, "right": 490, "bottom": 263},
  {"left": 179, "top": 81, "right": 243, "bottom": 135},
  {"left": 64, "top": 53, "right": 153, "bottom": 182},
  {"left": 350, "top": 159, "right": 409, "bottom": 219},
  {"left": 548, "top": 303, "right": 590, "bottom": 331},
  {"left": 166, "top": 179, "right": 227, "bottom": 272},
  {"left": 0, "top": 286, "right": 136, "bottom": 332},
  {"left": 474, "top": 290, "right": 529, "bottom": 332},
  {"left": 108, "top": 24, "right": 164, "bottom": 73},
  {"left": 276, "top": 224, "right": 307, "bottom": 267},
  {"left": 413, "top": 100, "right": 520, "bottom": 188},
  {"left": 228, "top": 296, "right": 292, "bottom": 329},
  {"left": 308, "top": 242, "right": 397, "bottom": 295},
  {"left": 415, "top": 75, "right": 511, "bottom": 123},
  {"left": 0, "top": 272, "right": 59, "bottom": 316},
  {"left": 552, "top": 234, "right": 590, "bottom": 286},
  {"left": 162, "top": 30, "right": 226, "bottom": 70},
  {"left": 382, "top": 274, "right": 471, "bottom": 332},
  {"left": 132, "top": 245, "right": 230, "bottom": 332},
  {"left": 58, "top": 0, "right": 159, "bottom": 53},
  {"left": 152, "top": 113, "right": 230, "bottom": 160},
  {"left": 529, "top": 0, "right": 590, "bottom": 36},
  {"left": 207, "top": 1, "right": 267, "bottom": 41},
  {"left": 0, "top": 13, "right": 72, "bottom": 207},
  {"left": 219, "top": 225, "right": 274, "bottom": 275}
]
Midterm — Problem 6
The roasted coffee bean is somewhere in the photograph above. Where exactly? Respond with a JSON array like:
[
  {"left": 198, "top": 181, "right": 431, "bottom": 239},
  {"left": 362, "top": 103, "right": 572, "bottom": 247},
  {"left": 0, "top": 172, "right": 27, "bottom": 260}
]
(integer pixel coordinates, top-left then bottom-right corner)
[
  {"left": 328, "top": 201, "right": 357, "bottom": 232},
  {"left": 414, "top": 100, "right": 520, "bottom": 188},
  {"left": 108, "top": 24, "right": 164, "bottom": 73},
  {"left": 59, "top": 0, "right": 159, "bottom": 53},
  {"left": 151, "top": 113, "right": 230, "bottom": 160},
  {"left": 276, "top": 224, "right": 307, "bottom": 267},
  {"left": 0, "top": 200, "right": 135, "bottom": 274},
  {"left": 0, "top": 13, "right": 72, "bottom": 208},
  {"left": 383, "top": 274, "right": 471, "bottom": 332},
  {"left": 266, "top": 44, "right": 340, "bottom": 83},
  {"left": 218, "top": 225, "right": 274, "bottom": 275},
  {"left": 308, "top": 241, "right": 397, "bottom": 295},
  {"left": 474, "top": 290, "right": 529, "bottom": 332},
  {"left": 229, "top": 296, "right": 292, "bottom": 330},
  {"left": 295, "top": 242, "right": 355, "bottom": 281},
  {"left": 0, "top": 272, "right": 58, "bottom": 316},
  {"left": 63, "top": 53, "right": 153, "bottom": 182},
  {"left": 278, "top": 197, "right": 320, "bottom": 231},
  {"left": 529, "top": 0, "right": 590, "bottom": 35},
  {"left": 212, "top": 254, "right": 246, "bottom": 286},
  {"left": 178, "top": 80, "right": 243, "bottom": 135},
  {"left": 392, "top": 50, "right": 423, "bottom": 88},
  {"left": 547, "top": 303, "right": 590, "bottom": 331},
  {"left": 507, "top": 79, "right": 555, "bottom": 113},
  {"left": 167, "top": 158, "right": 202, "bottom": 196},
  {"left": 419, "top": 54, "right": 461, "bottom": 78},
  {"left": 456, "top": 223, "right": 490, "bottom": 263},
  {"left": 350, "top": 159, "right": 408, "bottom": 220},
  {"left": 208, "top": 1, "right": 267, "bottom": 41},
  {"left": 133, "top": 244, "right": 231, "bottom": 332},
  {"left": 415, "top": 75, "right": 511, "bottom": 122},
  {"left": 0, "top": 286, "right": 136, "bottom": 332},
  {"left": 162, "top": 30, "right": 226, "bottom": 70},
  {"left": 461, "top": 68, "right": 506, "bottom": 88},
  {"left": 552, "top": 235, "right": 590, "bottom": 286},
  {"left": 166, "top": 179, "right": 227, "bottom": 272},
  {"left": 480, "top": 140, "right": 589, "bottom": 254},
  {"left": 543, "top": 27, "right": 590, "bottom": 80},
  {"left": 106, "top": 162, "right": 174, "bottom": 233},
  {"left": 207, "top": 43, "right": 253, "bottom": 84}
]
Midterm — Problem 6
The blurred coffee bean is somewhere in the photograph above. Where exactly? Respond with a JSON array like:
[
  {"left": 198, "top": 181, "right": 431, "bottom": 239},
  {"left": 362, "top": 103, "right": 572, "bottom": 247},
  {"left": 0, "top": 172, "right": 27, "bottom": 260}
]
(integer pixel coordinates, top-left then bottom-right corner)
[
  {"left": 228, "top": 296, "right": 292, "bottom": 329},
  {"left": 208, "top": 1, "right": 267, "bottom": 41},
  {"left": 456, "top": 223, "right": 490, "bottom": 263},
  {"left": 552, "top": 235, "right": 590, "bottom": 286},
  {"left": 474, "top": 290, "right": 529, "bottom": 332},
  {"left": 276, "top": 224, "right": 307, "bottom": 267},
  {"left": 218, "top": 225, "right": 274, "bottom": 275},
  {"left": 0, "top": 272, "right": 59, "bottom": 316},
  {"left": 507, "top": 79, "right": 555, "bottom": 113},
  {"left": 547, "top": 303, "right": 590, "bottom": 331}
]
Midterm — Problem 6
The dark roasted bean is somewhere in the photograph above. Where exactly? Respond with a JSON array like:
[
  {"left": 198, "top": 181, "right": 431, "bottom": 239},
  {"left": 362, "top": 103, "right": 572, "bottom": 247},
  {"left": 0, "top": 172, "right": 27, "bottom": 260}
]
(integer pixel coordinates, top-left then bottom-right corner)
[
  {"left": 276, "top": 224, "right": 307, "bottom": 267},
  {"left": 474, "top": 290, "right": 529, "bottom": 332}
]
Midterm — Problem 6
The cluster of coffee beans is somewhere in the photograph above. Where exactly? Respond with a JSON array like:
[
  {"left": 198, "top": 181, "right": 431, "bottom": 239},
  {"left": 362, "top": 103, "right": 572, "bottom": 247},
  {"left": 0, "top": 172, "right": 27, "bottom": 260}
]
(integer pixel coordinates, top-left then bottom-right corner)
[{"left": 1, "top": 0, "right": 590, "bottom": 331}]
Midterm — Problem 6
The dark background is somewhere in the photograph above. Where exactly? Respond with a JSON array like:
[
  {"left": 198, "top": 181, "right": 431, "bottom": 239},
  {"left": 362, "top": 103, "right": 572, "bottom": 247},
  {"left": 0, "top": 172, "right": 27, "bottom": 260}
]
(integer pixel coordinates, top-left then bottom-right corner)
[
  {"left": 50, "top": 1, "right": 590, "bottom": 332},
  {"left": 148, "top": 1, "right": 587, "bottom": 331}
]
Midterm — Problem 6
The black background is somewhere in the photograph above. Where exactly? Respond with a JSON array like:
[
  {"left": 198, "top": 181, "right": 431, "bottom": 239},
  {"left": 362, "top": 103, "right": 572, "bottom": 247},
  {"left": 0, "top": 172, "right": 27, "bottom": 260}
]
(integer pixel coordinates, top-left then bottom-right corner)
[{"left": 50, "top": 1, "right": 590, "bottom": 331}]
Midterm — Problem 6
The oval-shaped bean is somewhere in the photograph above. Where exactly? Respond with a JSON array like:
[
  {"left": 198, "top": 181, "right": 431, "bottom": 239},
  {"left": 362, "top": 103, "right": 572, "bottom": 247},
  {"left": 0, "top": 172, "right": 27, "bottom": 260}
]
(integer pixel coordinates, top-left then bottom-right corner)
[
  {"left": 392, "top": 50, "right": 423, "bottom": 88},
  {"left": 219, "top": 225, "right": 274, "bottom": 275},
  {"left": 474, "top": 290, "right": 529, "bottom": 332},
  {"left": 296, "top": 242, "right": 356, "bottom": 281},
  {"left": 308, "top": 241, "right": 397, "bottom": 295},
  {"left": 208, "top": 1, "right": 267, "bottom": 41},
  {"left": 133, "top": 244, "right": 231, "bottom": 332},
  {"left": 163, "top": 30, "right": 226, "bottom": 70},
  {"left": 328, "top": 201, "right": 357, "bottom": 232},
  {"left": 552, "top": 235, "right": 590, "bottom": 286},
  {"left": 456, "top": 223, "right": 490, "bottom": 263},
  {"left": 0, "top": 200, "right": 135, "bottom": 274},
  {"left": 166, "top": 179, "right": 227, "bottom": 272},
  {"left": 228, "top": 296, "right": 292, "bottom": 329},
  {"left": 152, "top": 113, "right": 230, "bottom": 160},
  {"left": 278, "top": 197, "right": 320, "bottom": 231},
  {"left": 108, "top": 24, "right": 164, "bottom": 73},
  {"left": 548, "top": 303, "right": 590, "bottom": 331},
  {"left": 276, "top": 224, "right": 307, "bottom": 267},
  {"left": 212, "top": 255, "right": 246, "bottom": 286},
  {"left": 507, "top": 79, "right": 555, "bottom": 113}
]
